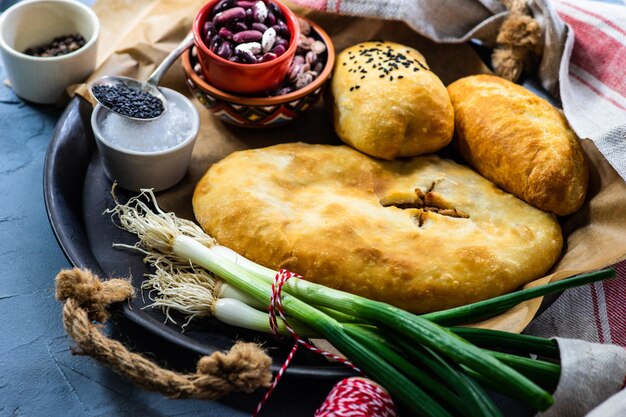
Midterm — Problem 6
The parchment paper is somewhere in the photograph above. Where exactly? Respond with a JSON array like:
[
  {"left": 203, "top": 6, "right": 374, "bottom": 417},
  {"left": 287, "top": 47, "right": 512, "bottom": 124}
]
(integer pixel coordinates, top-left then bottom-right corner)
[{"left": 75, "top": 0, "right": 626, "bottom": 333}]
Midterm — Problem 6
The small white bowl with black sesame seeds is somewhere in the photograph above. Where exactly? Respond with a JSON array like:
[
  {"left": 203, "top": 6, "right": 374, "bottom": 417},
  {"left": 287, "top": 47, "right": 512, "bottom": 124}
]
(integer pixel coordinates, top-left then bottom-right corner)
[
  {"left": 90, "top": 87, "right": 200, "bottom": 192},
  {"left": 0, "top": 0, "right": 100, "bottom": 104}
]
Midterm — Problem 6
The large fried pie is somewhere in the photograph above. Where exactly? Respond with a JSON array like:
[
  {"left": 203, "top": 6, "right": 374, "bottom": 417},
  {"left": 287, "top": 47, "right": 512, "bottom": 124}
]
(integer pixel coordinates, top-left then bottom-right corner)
[{"left": 193, "top": 143, "right": 563, "bottom": 313}]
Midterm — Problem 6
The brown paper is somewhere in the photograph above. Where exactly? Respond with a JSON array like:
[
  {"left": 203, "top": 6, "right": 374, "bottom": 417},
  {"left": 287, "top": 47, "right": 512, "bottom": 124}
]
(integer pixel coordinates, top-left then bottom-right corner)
[{"left": 78, "top": 0, "right": 626, "bottom": 333}]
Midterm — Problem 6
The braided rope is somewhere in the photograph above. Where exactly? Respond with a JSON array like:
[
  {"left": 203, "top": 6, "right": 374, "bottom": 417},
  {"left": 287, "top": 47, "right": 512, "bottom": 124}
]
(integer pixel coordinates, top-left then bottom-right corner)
[{"left": 55, "top": 268, "right": 272, "bottom": 400}]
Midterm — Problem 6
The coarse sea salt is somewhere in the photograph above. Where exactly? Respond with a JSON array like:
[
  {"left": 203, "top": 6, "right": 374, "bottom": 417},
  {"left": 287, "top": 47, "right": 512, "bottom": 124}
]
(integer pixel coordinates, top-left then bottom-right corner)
[{"left": 101, "top": 102, "right": 192, "bottom": 153}]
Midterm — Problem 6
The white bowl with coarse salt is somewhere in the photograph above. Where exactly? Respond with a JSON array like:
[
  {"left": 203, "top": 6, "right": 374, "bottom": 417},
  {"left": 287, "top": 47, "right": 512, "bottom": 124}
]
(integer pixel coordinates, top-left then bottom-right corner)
[{"left": 91, "top": 87, "right": 200, "bottom": 192}]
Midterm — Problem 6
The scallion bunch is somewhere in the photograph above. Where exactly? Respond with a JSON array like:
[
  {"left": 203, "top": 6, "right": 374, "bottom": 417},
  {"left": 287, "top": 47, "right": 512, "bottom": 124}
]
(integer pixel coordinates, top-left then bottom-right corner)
[{"left": 108, "top": 190, "right": 614, "bottom": 416}]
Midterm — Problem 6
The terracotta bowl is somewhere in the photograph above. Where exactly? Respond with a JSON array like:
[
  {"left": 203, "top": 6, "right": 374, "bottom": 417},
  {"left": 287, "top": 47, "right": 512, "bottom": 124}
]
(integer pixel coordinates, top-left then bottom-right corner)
[
  {"left": 182, "top": 16, "right": 334, "bottom": 128},
  {"left": 193, "top": 0, "right": 300, "bottom": 94}
]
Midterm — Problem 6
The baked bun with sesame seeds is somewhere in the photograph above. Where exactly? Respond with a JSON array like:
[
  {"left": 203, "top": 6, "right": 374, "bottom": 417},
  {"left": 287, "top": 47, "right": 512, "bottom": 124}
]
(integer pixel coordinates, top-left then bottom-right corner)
[{"left": 330, "top": 41, "right": 454, "bottom": 160}]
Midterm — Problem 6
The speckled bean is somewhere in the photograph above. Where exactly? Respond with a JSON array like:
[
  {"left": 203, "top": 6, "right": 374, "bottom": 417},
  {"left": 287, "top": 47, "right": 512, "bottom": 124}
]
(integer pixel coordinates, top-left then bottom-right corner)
[
  {"left": 295, "top": 71, "right": 314, "bottom": 89},
  {"left": 235, "top": 48, "right": 257, "bottom": 62},
  {"left": 305, "top": 50, "right": 317, "bottom": 66},
  {"left": 288, "top": 62, "right": 303, "bottom": 81},
  {"left": 297, "top": 18, "right": 311, "bottom": 35},
  {"left": 252, "top": 1, "right": 268, "bottom": 23},
  {"left": 261, "top": 27, "right": 276, "bottom": 52},
  {"left": 311, "top": 40, "right": 326, "bottom": 54}
]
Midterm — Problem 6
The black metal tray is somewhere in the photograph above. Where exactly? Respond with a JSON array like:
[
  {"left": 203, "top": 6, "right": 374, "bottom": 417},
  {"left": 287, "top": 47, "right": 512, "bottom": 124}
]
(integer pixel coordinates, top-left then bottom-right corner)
[{"left": 43, "top": 96, "right": 354, "bottom": 380}]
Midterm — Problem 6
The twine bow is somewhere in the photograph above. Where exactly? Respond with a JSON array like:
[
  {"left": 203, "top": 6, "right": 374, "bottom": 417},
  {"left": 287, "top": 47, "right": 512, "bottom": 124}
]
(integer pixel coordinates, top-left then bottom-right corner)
[
  {"left": 492, "top": 0, "right": 543, "bottom": 82},
  {"left": 55, "top": 268, "right": 272, "bottom": 400}
]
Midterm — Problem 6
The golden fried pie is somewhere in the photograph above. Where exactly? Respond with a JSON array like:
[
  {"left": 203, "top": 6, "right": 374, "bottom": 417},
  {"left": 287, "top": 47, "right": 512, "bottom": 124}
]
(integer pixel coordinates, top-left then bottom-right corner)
[
  {"left": 448, "top": 74, "right": 588, "bottom": 216},
  {"left": 193, "top": 143, "right": 563, "bottom": 313}
]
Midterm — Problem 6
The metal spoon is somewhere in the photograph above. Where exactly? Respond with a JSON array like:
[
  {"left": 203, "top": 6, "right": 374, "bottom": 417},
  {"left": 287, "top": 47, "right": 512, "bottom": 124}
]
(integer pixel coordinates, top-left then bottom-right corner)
[{"left": 90, "top": 32, "right": 195, "bottom": 121}]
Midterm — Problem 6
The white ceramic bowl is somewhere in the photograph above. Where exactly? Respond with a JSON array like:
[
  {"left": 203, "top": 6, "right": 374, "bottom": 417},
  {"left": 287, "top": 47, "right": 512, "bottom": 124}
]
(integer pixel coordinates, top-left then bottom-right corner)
[
  {"left": 91, "top": 88, "right": 200, "bottom": 192},
  {"left": 0, "top": 0, "right": 100, "bottom": 104}
]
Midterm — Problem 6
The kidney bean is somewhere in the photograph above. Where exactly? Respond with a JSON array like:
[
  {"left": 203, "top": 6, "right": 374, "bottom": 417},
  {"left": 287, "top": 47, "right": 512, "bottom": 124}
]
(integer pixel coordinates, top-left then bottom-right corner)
[
  {"left": 228, "top": 21, "right": 248, "bottom": 32},
  {"left": 252, "top": 22, "right": 268, "bottom": 32},
  {"left": 236, "top": 0, "right": 256, "bottom": 8},
  {"left": 203, "top": 0, "right": 292, "bottom": 66},
  {"left": 258, "top": 52, "right": 277, "bottom": 62},
  {"left": 214, "top": 7, "right": 246, "bottom": 26},
  {"left": 218, "top": 27, "right": 234, "bottom": 40},
  {"left": 264, "top": 10, "right": 276, "bottom": 26},
  {"left": 252, "top": 1, "right": 268, "bottom": 22},
  {"left": 212, "top": 0, "right": 235, "bottom": 16},
  {"left": 268, "top": 2, "right": 283, "bottom": 19},
  {"left": 272, "top": 44, "right": 286, "bottom": 56},
  {"left": 229, "top": 55, "right": 243, "bottom": 63},
  {"left": 233, "top": 30, "right": 263, "bottom": 43},
  {"left": 313, "top": 62, "right": 323, "bottom": 74},
  {"left": 203, "top": 21, "right": 214, "bottom": 38},
  {"left": 272, "top": 22, "right": 289, "bottom": 37},
  {"left": 210, "top": 34, "right": 222, "bottom": 51},
  {"left": 273, "top": 37, "right": 289, "bottom": 48},
  {"left": 261, "top": 27, "right": 276, "bottom": 52},
  {"left": 216, "top": 41, "right": 233, "bottom": 59}
]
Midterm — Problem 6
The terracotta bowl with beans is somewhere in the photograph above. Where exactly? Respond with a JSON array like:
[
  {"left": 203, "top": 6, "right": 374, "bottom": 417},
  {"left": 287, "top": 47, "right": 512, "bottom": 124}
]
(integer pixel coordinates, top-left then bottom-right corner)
[
  {"left": 182, "top": 15, "right": 334, "bottom": 128},
  {"left": 193, "top": 0, "right": 300, "bottom": 94}
]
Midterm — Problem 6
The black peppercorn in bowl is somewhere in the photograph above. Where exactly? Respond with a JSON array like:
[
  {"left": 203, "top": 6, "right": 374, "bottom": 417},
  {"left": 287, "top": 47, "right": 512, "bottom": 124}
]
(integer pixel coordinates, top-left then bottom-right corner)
[{"left": 182, "top": 16, "right": 334, "bottom": 128}]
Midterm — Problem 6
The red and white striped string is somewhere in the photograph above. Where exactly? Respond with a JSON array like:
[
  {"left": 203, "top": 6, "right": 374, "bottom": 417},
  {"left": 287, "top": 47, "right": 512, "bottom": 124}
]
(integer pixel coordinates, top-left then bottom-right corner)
[
  {"left": 253, "top": 269, "right": 363, "bottom": 417},
  {"left": 314, "top": 377, "right": 398, "bottom": 417}
]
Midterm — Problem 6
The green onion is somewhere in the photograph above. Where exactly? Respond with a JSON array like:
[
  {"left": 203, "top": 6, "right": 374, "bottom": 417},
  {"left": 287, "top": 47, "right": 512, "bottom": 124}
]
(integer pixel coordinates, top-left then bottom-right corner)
[
  {"left": 211, "top": 297, "right": 317, "bottom": 338},
  {"left": 385, "top": 333, "right": 504, "bottom": 417},
  {"left": 484, "top": 350, "right": 560, "bottom": 391},
  {"left": 449, "top": 327, "right": 560, "bottom": 358},
  {"left": 356, "top": 301, "right": 554, "bottom": 411},
  {"left": 423, "top": 269, "right": 615, "bottom": 326},
  {"left": 343, "top": 324, "right": 486, "bottom": 417}
]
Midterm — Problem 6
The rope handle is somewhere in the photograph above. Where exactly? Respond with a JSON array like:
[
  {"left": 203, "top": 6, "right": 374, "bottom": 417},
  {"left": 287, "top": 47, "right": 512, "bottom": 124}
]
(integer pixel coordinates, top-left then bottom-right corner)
[
  {"left": 492, "top": 0, "right": 543, "bottom": 82},
  {"left": 55, "top": 268, "right": 272, "bottom": 400}
]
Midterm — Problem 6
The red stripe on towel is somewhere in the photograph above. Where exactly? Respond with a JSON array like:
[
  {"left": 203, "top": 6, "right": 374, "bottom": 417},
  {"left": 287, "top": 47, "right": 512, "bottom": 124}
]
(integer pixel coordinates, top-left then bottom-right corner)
[
  {"left": 590, "top": 282, "right": 606, "bottom": 344},
  {"left": 569, "top": 71, "right": 626, "bottom": 112},
  {"left": 604, "top": 264, "right": 626, "bottom": 347},
  {"left": 558, "top": 0, "right": 626, "bottom": 38},
  {"left": 559, "top": 12, "right": 626, "bottom": 98}
]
